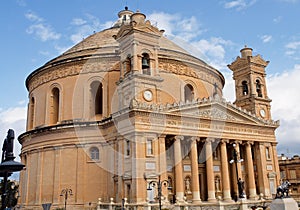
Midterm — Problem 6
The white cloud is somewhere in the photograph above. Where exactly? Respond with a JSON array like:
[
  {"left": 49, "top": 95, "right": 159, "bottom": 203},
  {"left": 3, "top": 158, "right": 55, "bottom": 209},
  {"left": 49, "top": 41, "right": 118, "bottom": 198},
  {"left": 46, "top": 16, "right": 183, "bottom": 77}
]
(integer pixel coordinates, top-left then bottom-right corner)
[
  {"left": 279, "top": 0, "right": 298, "bottom": 3},
  {"left": 147, "top": 11, "right": 234, "bottom": 70},
  {"left": 224, "top": 0, "right": 257, "bottom": 10},
  {"left": 273, "top": 16, "right": 282, "bottom": 24},
  {"left": 285, "top": 41, "right": 300, "bottom": 59},
  {"left": 26, "top": 24, "right": 61, "bottom": 41},
  {"left": 285, "top": 41, "right": 300, "bottom": 50},
  {"left": 25, "top": 12, "right": 61, "bottom": 42},
  {"left": 25, "top": 11, "right": 43, "bottom": 22},
  {"left": 0, "top": 106, "right": 27, "bottom": 161},
  {"left": 260, "top": 35, "right": 272, "bottom": 43},
  {"left": 268, "top": 64, "right": 300, "bottom": 155},
  {"left": 70, "top": 14, "right": 114, "bottom": 44},
  {"left": 148, "top": 12, "right": 203, "bottom": 42},
  {"left": 71, "top": 18, "right": 87, "bottom": 26}
]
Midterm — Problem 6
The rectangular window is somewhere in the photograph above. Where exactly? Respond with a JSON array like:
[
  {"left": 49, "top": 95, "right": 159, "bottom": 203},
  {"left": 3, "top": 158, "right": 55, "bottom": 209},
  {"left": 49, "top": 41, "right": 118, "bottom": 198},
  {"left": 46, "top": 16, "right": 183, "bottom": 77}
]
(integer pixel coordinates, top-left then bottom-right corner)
[
  {"left": 146, "top": 138, "right": 153, "bottom": 156},
  {"left": 266, "top": 147, "right": 271, "bottom": 159},
  {"left": 290, "top": 170, "right": 297, "bottom": 179},
  {"left": 280, "top": 170, "right": 286, "bottom": 179},
  {"left": 126, "top": 140, "right": 130, "bottom": 156}
]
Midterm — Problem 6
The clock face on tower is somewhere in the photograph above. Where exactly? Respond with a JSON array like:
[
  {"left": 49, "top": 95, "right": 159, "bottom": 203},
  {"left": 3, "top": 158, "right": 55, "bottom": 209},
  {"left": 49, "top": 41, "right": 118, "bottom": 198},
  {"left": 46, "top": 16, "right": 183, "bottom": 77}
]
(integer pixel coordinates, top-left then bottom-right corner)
[
  {"left": 259, "top": 108, "right": 266, "bottom": 118},
  {"left": 143, "top": 90, "right": 153, "bottom": 101}
]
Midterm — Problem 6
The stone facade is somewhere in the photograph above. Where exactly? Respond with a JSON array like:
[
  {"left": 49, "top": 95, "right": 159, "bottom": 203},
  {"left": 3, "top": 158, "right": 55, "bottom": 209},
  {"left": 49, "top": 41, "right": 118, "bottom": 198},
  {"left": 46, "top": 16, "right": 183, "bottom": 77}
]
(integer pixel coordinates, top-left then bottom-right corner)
[
  {"left": 18, "top": 7, "right": 280, "bottom": 209},
  {"left": 278, "top": 154, "right": 300, "bottom": 202}
]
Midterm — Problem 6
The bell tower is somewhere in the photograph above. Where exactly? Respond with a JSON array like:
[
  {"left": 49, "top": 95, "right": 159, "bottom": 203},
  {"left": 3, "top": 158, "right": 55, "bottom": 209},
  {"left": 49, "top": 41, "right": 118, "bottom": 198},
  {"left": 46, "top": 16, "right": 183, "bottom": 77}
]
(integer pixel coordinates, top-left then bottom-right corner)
[
  {"left": 114, "top": 8, "right": 164, "bottom": 109},
  {"left": 228, "top": 46, "right": 272, "bottom": 120}
]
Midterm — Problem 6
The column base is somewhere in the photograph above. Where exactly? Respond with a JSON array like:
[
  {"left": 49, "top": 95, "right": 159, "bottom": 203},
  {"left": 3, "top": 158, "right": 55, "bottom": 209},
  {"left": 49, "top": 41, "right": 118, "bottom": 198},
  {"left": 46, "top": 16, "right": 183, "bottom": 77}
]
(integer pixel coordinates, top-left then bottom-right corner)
[
  {"left": 248, "top": 188, "right": 257, "bottom": 200},
  {"left": 222, "top": 190, "right": 232, "bottom": 202},
  {"left": 175, "top": 192, "right": 184, "bottom": 203},
  {"left": 192, "top": 191, "right": 201, "bottom": 204},
  {"left": 207, "top": 191, "right": 217, "bottom": 202}
]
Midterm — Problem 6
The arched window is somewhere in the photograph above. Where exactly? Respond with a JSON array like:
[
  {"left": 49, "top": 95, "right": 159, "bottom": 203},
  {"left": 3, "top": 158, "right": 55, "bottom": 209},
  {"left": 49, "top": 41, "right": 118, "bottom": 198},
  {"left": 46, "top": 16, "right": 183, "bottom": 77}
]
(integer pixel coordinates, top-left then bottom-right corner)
[
  {"left": 124, "top": 57, "right": 131, "bottom": 75},
  {"left": 242, "top": 81, "right": 248, "bottom": 95},
  {"left": 28, "top": 96, "right": 35, "bottom": 130},
  {"left": 50, "top": 87, "right": 59, "bottom": 124},
  {"left": 90, "top": 147, "right": 99, "bottom": 160},
  {"left": 184, "top": 84, "right": 194, "bottom": 102},
  {"left": 142, "top": 53, "right": 150, "bottom": 75},
  {"left": 256, "top": 80, "right": 262, "bottom": 97},
  {"left": 90, "top": 81, "right": 103, "bottom": 116}
]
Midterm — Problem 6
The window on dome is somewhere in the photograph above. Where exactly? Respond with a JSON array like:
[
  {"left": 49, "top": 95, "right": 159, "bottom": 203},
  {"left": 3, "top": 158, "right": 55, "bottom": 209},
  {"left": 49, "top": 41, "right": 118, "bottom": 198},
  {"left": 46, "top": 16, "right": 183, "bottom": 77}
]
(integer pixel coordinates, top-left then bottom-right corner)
[
  {"left": 142, "top": 53, "right": 150, "bottom": 75},
  {"left": 29, "top": 96, "right": 35, "bottom": 130},
  {"left": 90, "top": 147, "right": 100, "bottom": 160},
  {"left": 50, "top": 87, "right": 60, "bottom": 124},
  {"left": 90, "top": 81, "right": 103, "bottom": 116},
  {"left": 242, "top": 81, "right": 248, "bottom": 95},
  {"left": 184, "top": 84, "right": 194, "bottom": 102},
  {"left": 256, "top": 79, "right": 262, "bottom": 97}
]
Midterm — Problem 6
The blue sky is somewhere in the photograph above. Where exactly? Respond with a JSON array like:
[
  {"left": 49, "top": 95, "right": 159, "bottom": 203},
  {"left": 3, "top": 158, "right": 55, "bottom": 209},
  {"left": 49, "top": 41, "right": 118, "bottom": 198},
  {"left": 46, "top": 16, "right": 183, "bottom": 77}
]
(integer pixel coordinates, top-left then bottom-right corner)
[{"left": 0, "top": 0, "right": 300, "bottom": 159}]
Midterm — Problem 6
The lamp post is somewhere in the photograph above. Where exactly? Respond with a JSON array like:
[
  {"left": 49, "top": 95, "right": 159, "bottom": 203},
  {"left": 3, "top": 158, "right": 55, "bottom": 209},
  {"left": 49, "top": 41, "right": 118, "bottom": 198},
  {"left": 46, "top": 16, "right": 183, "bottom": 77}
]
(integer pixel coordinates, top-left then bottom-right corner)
[
  {"left": 60, "top": 188, "right": 73, "bottom": 210},
  {"left": 147, "top": 175, "right": 172, "bottom": 210},
  {"left": 0, "top": 129, "right": 25, "bottom": 210},
  {"left": 229, "top": 143, "right": 245, "bottom": 200}
]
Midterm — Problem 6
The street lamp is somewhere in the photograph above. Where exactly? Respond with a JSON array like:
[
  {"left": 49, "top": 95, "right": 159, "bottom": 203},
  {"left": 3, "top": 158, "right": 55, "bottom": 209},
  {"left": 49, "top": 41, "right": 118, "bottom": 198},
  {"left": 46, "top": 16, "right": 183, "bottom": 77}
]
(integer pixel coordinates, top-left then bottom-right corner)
[
  {"left": 230, "top": 143, "right": 245, "bottom": 200},
  {"left": 147, "top": 175, "right": 172, "bottom": 210},
  {"left": 0, "top": 129, "right": 25, "bottom": 210},
  {"left": 60, "top": 188, "right": 73, "bottom": 210}
]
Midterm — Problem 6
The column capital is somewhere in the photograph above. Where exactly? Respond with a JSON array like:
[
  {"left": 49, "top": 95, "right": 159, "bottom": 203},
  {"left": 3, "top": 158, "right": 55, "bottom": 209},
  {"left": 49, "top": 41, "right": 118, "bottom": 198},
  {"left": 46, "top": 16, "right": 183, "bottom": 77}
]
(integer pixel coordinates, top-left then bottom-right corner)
[
  {"left": 244, "top": 141, "right": 254, "bottom": 146},
  {"left": 190, "top": 136, "right": 200, "bottom": 142},
  {"left": 206, "top": 138, "right": 215, "bottom": 143},
  {"left": 231, "top": 140, "right": 242, "bottom": 146},
  {"left": 157, "top": 134, "right": 167, "bottom": 139},
  {"left": 220, "top": 139, "right": 230, "bottom": 144},
  {"left": 175, "top": 135, "right": 184, "bottom": 141},
  {"left": 271, "top": 142, "right": 278, "bottom": 146}
]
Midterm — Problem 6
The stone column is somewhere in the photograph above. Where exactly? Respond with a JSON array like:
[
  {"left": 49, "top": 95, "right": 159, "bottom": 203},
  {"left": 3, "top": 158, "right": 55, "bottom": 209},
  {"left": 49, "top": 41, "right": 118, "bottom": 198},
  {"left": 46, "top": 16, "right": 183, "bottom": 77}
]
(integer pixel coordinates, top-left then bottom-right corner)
[
  {"left": 158, "top": 135, "right": 168, "bottom": 201},
  {"left": 257, "top": 143, "right": 271, "bottom": 198},
  {"left": 205, "top": 139, "right": 216, "bottom": 202},
  {"left": 245, "top": 142, "right": 257, "bottom": 199},
  {"left": 174, "top": 136, "right": 184, "bottom": 202},
  {"left": 272, "top": 142, "right": 280, "bottom": 186},
  {"left": 190, "top": 137, "right": 201, "bottom": 203},
  {"left": 220, "top": 140, "right": 231, "bottom": 201}
]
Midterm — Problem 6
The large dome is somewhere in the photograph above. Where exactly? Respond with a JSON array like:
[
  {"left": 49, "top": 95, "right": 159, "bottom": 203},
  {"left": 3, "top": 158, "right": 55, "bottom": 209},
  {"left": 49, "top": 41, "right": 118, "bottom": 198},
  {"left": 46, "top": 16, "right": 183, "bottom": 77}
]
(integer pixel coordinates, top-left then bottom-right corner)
[{"left": 26, "top": 10, "right": 224, "bottom": 90}]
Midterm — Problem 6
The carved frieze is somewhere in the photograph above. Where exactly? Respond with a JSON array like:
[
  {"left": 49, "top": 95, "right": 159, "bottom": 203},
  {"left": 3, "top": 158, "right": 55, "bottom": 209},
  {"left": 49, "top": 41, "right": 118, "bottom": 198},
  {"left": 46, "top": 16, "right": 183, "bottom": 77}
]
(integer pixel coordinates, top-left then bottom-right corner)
[
  {"left": 158, "top": 59, "right": 223, "bottom": 88},
  {"left": 158, "top": 59, "right": 199, "bottom": 78},
  {"left": 28, "top": 59, "right": 119, "bottom": 92}
]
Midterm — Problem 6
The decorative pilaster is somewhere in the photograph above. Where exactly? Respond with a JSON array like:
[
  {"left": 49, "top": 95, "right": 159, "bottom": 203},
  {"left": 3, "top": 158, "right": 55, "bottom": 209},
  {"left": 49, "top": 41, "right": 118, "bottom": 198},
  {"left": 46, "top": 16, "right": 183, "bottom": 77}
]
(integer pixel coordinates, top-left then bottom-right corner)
[
  {"left": 190, "top": 137, "right": 201, "bottom": 203},
  {"left": 245, "top": 142, "right": 257, "bottom": 199},
  {"left": 158, "top": 135, "right": 168, "bottom": 200},
  {"left": 257, "top": 143, "right": 271, "bottom": 198},
  {"left": 272, "top": 142, "right": 280, "bottom": 186},
  {"left": 174, "top": 136, "right": 184, "bottom": 202},
  {"left": 220, "top": 140, "right": 231, "bottom": 201},
  {"left": 205, "top": 139, "right": 216, "bottom": 202}
]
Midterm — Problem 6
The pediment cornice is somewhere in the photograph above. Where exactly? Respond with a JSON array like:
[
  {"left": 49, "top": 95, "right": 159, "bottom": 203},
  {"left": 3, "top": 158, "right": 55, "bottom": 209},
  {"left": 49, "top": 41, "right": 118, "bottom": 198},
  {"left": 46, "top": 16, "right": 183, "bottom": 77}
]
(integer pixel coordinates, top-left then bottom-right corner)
[{"left": 129, "top": 96, "right": 279, "bottom": 127}]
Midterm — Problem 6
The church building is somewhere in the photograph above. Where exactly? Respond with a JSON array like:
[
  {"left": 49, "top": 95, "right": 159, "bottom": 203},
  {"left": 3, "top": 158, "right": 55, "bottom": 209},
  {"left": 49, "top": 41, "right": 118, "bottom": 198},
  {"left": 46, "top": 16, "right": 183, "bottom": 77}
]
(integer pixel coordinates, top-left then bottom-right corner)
[{"left": 18, "top": 7, "right": 280, "bottom": 209}]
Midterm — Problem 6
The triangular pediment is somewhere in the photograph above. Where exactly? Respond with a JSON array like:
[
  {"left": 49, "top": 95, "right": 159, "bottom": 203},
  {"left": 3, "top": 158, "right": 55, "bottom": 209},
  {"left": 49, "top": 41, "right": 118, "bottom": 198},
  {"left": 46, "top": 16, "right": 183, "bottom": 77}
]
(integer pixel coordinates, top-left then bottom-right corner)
[
  {"left": 114, "top": 20, "right": 163, "bottom": 40},
  {"left": 168, "top": 101, "right": 260, "bottom": 124},
  {"left": 228, "top": 55, "right": 269, "bottom": 70},
  {"left": 130, "top": 97, "right": 279, "bottom": 127}
]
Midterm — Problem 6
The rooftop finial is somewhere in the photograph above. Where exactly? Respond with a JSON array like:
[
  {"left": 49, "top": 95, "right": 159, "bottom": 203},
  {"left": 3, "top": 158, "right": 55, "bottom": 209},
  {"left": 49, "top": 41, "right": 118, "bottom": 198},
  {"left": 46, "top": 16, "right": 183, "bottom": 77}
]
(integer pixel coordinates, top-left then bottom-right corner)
[{"left": 125, "top": 6, "right": 128, "bottom": 10}]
